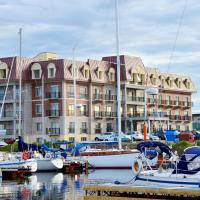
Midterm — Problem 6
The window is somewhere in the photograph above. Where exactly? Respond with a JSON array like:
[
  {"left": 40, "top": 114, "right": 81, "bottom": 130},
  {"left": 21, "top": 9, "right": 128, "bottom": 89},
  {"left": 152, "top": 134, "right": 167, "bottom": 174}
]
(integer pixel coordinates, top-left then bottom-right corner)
[
  {"left": 106, "top": 106, "right": 112, "bottom": 113},
  {"left": 51, "top": 122, "right": 59, "bottom": 128},
  {"left": 50, "top": 85, "right": 59, "bottom": 98},
  {"left": 33, "top": 70, "right": 40, "bottom": 79},
  {"left": 98, "top": 71, "right": 103, "bottom": 80},
  {"left": 35, "top": 87, "right": 42, "bottom": 97},
  {"left": 107, "top": 123, "right": 113, "bottom": 132},
  {"left": 95, "top": 123, "right": 101, "bottom": 133},
  {"left": 68, "top": 105, "right": 74, "bottom": 115},
  {"left": 51, "top": 103, "right": 59, "bottom": 111},
  {"left": 69, "top": 122, "right": 75, "bottom": 133},
  {"left": 81, "top": 105, "right": 87, "bottom": 115},
  {"left": 35, "top": 104, "right": 42, "bottom": 114},
  {"left": 69, "top": 137, "right": 75, "bottom": 141},
  {"left": 0, "top": 69, "right": 7, "bottom": 79},
  {"left": 36, "top": 122, "right": 42, "bottom": 131},
  {"left": 95, "top": 106, "right": 100, "bottom": 112},
  {"left": 84, "top": 69, "right": 90, "bottom": 79},
  {"left": 48, "top": 63, "right": 56, "bottom": 78},
  {"left": 81, "top": 122, "right": 87, "bottom": 134},
  {"left": 81, "top": 137, "right": 87, "bottom": 141},
  {"left": 80, "top": 86, "right": 87, "bottom": 99},
  {"left": 175, "top": 96, "right": 179, "bottom": 105},
  {"left": 68, "top": 86, "right": 74, "bottom": 98}
]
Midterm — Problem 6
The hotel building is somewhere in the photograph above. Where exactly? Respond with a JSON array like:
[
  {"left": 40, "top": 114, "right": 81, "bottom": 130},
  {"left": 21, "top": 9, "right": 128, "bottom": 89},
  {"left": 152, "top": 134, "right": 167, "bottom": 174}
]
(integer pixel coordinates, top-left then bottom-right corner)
[{"left": 0, "top": 53, "right": 195, "bottom": 142}]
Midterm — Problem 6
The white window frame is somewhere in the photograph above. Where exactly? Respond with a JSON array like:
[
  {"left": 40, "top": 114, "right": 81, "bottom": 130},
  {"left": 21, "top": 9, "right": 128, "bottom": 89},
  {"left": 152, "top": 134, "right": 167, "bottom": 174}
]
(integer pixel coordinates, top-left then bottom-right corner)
[
  {"left": 48, "top": 63, "right": 56, "bottom": 78},
  {"left": 31, "top": 63, "right": 42, "bottom": 79}
]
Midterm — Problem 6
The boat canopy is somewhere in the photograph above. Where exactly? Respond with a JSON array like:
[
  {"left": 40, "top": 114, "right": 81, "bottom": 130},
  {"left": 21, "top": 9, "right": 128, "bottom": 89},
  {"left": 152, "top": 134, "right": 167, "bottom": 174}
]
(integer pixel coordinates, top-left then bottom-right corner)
[
  {"left": 175, "top": 146, "right": 200, "bottom": 174},
  {"left": 137, "top": 141, "right": 172, "bottom": 157}
]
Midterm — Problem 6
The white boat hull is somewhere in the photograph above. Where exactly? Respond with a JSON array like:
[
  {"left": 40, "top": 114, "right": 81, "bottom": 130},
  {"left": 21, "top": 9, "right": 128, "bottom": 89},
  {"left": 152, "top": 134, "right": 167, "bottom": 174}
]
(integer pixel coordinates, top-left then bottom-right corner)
[
  {"left": 0, "top": 159, "right": 37, "bottom": 173},
  {"left": 82, "top": 152, "right": 139, "bottom": 169},
  {"left": 36, "top": 158, "right": 63, "bottom": 171},
  {"left": 137, "top": 170, "right": 200, "bottom": 186}
]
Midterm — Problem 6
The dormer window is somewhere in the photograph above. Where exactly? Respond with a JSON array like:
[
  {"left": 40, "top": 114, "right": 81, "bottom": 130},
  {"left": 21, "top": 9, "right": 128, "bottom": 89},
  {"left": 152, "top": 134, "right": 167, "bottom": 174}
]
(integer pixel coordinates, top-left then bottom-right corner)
[
  {"left": 48, "top": 63, "right": 56, "bottom": 78},
  {"left": 0, "top": 62, "right": 8, "bottom": 79},
  {"left": 84, "top": 68, "right": 90, "bottom": 79},
  {"left": 31, "top": 63, "right": 42, "bottom": 79},
  {"left": 108, "top": 68, "right": 115, "bottom": 81},
  {"left": 98, "top": 70, "right": 103, "bottom": 80}
]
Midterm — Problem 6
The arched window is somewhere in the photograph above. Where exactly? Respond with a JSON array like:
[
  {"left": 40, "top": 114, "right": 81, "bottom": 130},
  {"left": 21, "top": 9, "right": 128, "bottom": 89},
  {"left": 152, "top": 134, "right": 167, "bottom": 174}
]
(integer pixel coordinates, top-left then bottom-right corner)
[
  {"left": 0, "top": 62, "right": 8, "bottom": 79},
  {"left": 31, "top": 63, "right": 42, "bottom": 79}
]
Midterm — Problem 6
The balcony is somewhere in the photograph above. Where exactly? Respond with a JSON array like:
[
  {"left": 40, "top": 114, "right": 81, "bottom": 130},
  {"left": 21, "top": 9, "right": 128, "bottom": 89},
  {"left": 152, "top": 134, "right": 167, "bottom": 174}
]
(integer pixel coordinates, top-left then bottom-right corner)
[
  {"left": 0, "top": 93, "right": 14, "bottom": 101},
  {"left": 182, "top": 101, "right": 192, "bottom": 108},
  {"left": 95, "top": 128, "right": 102, "bottom": 134},
  {"left": 46, "top": 92, "right": 60, "bottom": 99},
  {"left": 46, "top": 128, "right": 60, "bottom": 136},
  {"left": 80, "top": 128, "right": 88, "bottom": 134},
  {"left": 148, "top": 112, "right": 168, "bottom": 118},
  {"left": 104, "top": 94, "right": 117, "bottom": 101},
  {"left": 68, "top": 127, "right": 75, "bottom": 133},
  {"left": 68, "top": 92, "right": 74, "bottom": 98},
  {"left": 182, "top": 116, "right": 192, "bottom": 121},
  {"left": 79, "top": 111, "right": 88, "bottom": 116},
  {"left": 46, "top": 110, "right": 60, "bottom": 117},
  {"left": 93, "top": 94, "right": 103, "bottom": 102},
  {"left": 2, "top": 111, "right": 14, "bottom": 118},
  {"left": 80, "top": 93, "right": 88, "bottom": 99},
  {"left": 148, "top": 98, "right": 156, "bottom": 105},
  {"left": 169, "top": 115, "right": 182, "bottom": 121},
  {"left": 104, "top": 112, "right": 117, "bottom": 118},
  {"left": 94, "top": 111, "right": 104, "bottom": 119},
  {"left": 127, "top": 96, "right": 145, "bottom": 103}
]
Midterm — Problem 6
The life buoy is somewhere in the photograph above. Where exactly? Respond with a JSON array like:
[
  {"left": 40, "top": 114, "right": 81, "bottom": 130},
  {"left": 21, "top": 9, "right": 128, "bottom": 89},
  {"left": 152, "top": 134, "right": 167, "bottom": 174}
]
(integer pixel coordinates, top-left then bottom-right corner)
[
  {"left": 22, "top": 151, "right": 30, "bottom": 160},
  {"left": 132, "top": 159, "right": 142, "bottom": 176},
  {"left": 45, "top": 153, "right": 52, "bottom": 159}
]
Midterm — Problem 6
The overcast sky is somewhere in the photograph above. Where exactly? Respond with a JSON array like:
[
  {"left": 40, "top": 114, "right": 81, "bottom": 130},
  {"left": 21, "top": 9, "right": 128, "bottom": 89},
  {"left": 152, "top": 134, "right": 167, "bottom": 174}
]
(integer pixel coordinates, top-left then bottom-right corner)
[{"left": 0, "top": 0, "right": 200, "bottom": 112}]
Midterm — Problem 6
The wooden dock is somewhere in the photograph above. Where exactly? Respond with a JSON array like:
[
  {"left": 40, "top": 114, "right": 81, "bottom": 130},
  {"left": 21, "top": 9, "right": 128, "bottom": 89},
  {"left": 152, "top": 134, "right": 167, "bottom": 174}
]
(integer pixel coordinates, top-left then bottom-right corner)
[{"left": 84, "top": 182, "right": 200, "bottom": 199}]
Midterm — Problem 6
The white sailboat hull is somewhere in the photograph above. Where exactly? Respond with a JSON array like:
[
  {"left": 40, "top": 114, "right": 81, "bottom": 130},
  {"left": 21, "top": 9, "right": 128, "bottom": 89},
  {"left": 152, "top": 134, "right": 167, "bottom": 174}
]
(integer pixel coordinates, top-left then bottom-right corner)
[
  {"left": 82, "top": 152, "right": 139, "bottom": 169},
  {"left": 36, "top": 158, "right": 63, "bottom": 171},
  {"left": 0, "top": 159, "right": 37, "bottom": 173}
]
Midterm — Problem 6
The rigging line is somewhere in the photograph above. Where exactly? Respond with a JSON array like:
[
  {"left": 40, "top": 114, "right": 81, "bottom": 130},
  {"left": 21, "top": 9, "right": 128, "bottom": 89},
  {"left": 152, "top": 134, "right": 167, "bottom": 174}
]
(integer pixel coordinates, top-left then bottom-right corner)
[{"left": 166, "top": 0, "right": 188, "bottom": 73}]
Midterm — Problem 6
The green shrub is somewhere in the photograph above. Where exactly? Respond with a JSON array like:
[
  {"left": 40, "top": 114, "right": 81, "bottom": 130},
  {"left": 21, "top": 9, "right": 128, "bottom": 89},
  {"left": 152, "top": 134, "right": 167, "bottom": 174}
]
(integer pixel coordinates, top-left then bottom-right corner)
[
  {"left": 172, "top": 141, "right": 192, "bottom": 155},
  {"left": 196, "top": 140, "right": 200, "bottom": 146},
  {"left": 0, "top": 142, "right": 18, "bottom": 152}
]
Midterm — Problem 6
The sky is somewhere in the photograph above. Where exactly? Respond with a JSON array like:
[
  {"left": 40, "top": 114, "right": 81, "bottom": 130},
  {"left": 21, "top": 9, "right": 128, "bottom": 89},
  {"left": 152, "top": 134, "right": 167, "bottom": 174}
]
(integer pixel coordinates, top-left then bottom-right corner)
[{"left": 0, "top": 0, "right": 200, "bottom": 112}]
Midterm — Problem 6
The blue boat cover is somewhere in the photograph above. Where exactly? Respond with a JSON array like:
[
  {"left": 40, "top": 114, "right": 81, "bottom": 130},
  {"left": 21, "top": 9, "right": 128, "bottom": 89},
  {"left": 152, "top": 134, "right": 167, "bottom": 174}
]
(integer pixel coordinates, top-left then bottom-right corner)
[
  {"left": 137, "top": 141, "right": 172, "bottom": 157},
  {"left": 175, "top": 146, "right": 200, "bottom": 174}
]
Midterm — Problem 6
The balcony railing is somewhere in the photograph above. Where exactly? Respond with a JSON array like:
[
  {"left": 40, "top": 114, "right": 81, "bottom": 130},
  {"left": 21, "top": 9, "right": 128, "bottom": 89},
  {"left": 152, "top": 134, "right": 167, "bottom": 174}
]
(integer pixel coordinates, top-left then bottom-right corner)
[
  {"left": 80, "top": 128, "right": 88, "bottom": 134},
  {"left": 93, "top": 94, "right": 103, "bottom": 101},
  {"left": 79, "top": 111, "right": 88, "bottom": 116},
  {"left": 46, "top": 110, "right": 60, "bottom": 117},
  {"left": 0, "top": 94, "right": 14, "bottom": 101},
  {"left": 95, "top": 128, "right": 102, "bottom": 134},
  {"left": 2, "top": 111, "right": 14, "bottom": 117},
  {"left": 94, "top": 111, "right": 104, "bottom": 118},
  {"left": 104, "top": 94, "right": 117, "bottom": 101},
  {"left": 104, "top": 112, "right": 117, "bottom": 118},
  {"left": 46, "top": 128, "right": 60, "bottom": 135},
  {"left": 46, "top": 92, "right": 60, "bottom": 99},
  {"left": 127, "top": 96, "right": 145, "bottom": 102},
  {"left": 67, "top": 110, "right": 74, "bottom": 116},
  {"left": 80, "top": 93, "right": 88, "bottom": 99}
]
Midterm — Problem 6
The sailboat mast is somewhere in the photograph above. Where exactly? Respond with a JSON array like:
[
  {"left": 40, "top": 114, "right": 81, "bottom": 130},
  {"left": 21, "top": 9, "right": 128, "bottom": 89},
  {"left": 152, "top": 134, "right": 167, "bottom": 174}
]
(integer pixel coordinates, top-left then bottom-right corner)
[
  {"left": 42, "top": 75, "right": 45, "bottom": 144},
  {"left": 18, "top": 28, "right": 22, "bottom": 137},
  {"left": 73, "top": 48, "right": 77, "bottom": 147},
  {"left": 115, "top": 0, "right": 122, "bottom": 150}
]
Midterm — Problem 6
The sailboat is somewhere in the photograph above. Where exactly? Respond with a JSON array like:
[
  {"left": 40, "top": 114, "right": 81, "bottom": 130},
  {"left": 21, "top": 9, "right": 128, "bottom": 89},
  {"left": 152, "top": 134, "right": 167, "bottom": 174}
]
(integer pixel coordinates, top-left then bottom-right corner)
[{"left": 69, "top": 0, "right": 154, "bottom": 169}]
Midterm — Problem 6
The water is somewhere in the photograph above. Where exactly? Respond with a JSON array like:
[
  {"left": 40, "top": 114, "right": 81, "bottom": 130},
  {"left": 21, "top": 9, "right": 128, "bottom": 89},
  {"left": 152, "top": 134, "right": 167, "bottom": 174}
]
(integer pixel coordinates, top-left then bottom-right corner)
[{"left": 0, "top": 170, "right": 133, "bottom": 200}]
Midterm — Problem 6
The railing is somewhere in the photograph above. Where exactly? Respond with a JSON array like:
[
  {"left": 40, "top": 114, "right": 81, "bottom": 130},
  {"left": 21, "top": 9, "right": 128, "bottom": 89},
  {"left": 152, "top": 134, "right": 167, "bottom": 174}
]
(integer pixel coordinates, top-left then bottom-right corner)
[
  {"left": 46, "top": 110, "right": 60, "bottom": 117},
  {"left": 93, "top": 94, "right": 103, "bottom": 101},
  {"left": 104, "top": 112, "right": 117, "bottom": 118},
  {"left": 66, "top": 110, "right": 74, "bottom": 116},
  {"left": 127, "top": 96, "right": 145, "bottom": 102},
  {"left": 68, "top": 92, "right": 74, "bottom": 98},
  {"left": 80, "top": 128, "right": 88, "bottom": 134},
  {"left": 46, "top": 128, "right": 60, "bottom": 135},
  {"left": 0, "top": 94, "right": 14, "bottom": 101},
  {"left": 94, "top": 111, "right": 104, "bottom": 118},
  {"left": 79, "top": 111, "right": 88, "bottom": 116},
  {"left": 2, "top": 111, "right": 14, "bottom": 117},
  {"left": 46, "top": 92, "right": 60, "bottom": 99},
  {"left": 104, "top": 94, "right": 117, "bottom": 101},
  {"left": 80, "top": 93, "right": 88, "bottom": 99}
]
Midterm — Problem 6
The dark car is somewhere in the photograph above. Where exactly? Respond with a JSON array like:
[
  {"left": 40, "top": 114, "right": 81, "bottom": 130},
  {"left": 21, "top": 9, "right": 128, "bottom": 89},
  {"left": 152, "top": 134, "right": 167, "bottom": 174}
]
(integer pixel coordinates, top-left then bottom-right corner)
[{"left": 153, "top": 131, "right": 166, "bottom": 140}]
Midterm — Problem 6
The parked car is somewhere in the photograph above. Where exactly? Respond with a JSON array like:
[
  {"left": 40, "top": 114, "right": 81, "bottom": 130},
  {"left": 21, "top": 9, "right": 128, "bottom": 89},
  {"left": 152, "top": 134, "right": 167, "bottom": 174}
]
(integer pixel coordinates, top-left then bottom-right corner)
[
  {"left": 148, "top": 133, "right": 160, "bottom": 141},
  {"left": 126, "top": 131, "right": 145, "bottom": 141},
  {"left": 179, "top": 131, "right": 195, "bottom": 143},
  {"left": 152, "top": 131, "right": 166, "bottom": 140},
  {"left": 94, "top": 132, "right": 115, "bottom": 141},
  {"left": 165, "top": 130, "right": 180, "bottom": 142},
  {"left": 112, "top": 132, "right": 132, "bottom": 142}
]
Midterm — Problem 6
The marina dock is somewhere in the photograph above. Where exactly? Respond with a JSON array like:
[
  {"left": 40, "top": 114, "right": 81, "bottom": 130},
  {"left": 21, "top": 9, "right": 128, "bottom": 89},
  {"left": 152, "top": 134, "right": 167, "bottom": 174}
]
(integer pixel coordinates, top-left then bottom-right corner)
[{"left": 84, "top": 182, "right": 200, "bottom": 199}]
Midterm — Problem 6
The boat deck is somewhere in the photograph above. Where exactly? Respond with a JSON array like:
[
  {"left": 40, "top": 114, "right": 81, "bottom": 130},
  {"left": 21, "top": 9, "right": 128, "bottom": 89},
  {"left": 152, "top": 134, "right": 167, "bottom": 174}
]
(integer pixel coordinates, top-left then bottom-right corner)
[{"left": 84, "top": 180, "right": 200, "bottom": 199}]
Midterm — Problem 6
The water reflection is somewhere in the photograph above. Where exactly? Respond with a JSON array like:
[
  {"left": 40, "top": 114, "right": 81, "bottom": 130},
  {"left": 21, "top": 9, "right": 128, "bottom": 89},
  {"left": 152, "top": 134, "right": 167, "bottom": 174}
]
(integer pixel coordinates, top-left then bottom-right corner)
[{"left": 0, "top": 170, "right": 133, "bottom": 200}]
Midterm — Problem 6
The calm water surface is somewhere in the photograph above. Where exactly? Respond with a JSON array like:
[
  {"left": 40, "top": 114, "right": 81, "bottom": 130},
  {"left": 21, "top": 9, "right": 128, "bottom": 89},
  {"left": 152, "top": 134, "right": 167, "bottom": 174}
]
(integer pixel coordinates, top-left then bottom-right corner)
[{"left": 0, "top": 170, "right": 133, "bottom": 200}]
